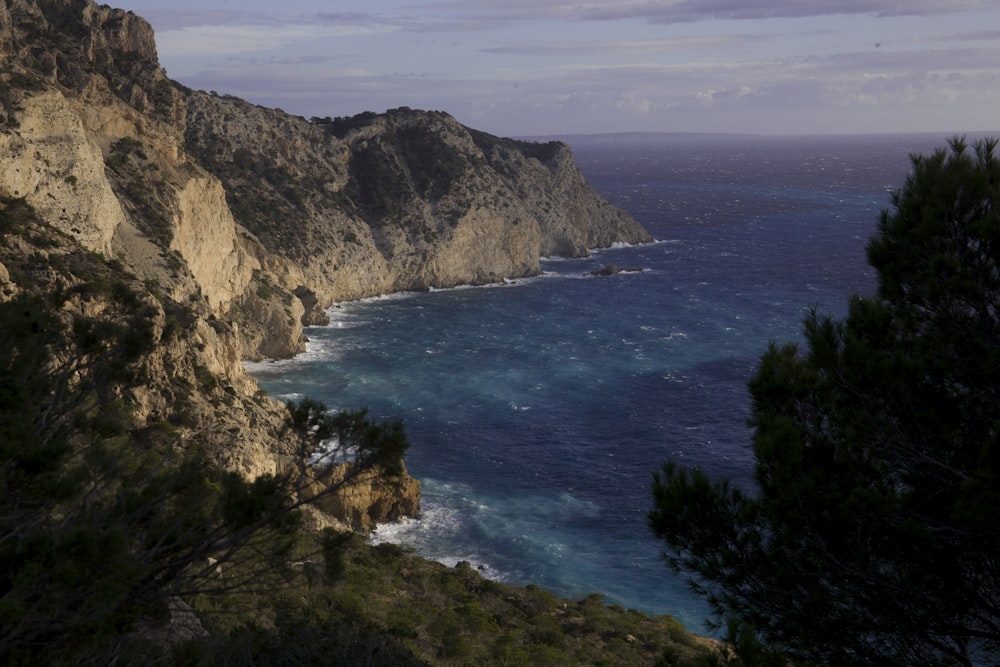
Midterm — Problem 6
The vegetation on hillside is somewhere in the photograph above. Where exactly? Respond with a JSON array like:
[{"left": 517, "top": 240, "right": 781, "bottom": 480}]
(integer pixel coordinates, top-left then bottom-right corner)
[
  {"left": 7, "top": 0, "right": 178, "bottom": 123},
  {"left": 466, "top": 127, "right": 564, "bottom": 164},
  {"left": 180, "top": 533, "right": 718, "bottom": 667},
  {"left": 0, "top": 198, "right": 718, "bottom": 665},
  {"left": 650, "top": 138, "right": 1000, "bottom": 666}
]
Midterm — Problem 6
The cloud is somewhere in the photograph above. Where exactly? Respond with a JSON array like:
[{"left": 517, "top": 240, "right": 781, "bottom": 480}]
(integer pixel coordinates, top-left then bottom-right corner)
[
  {"left": 808, "top": 45, "right": 1000, "bottom": 74},
  {"left": 155, "top": 24, "right": 330, "bottom": 57},
  {"left": 138, "top": 7, "right": 422, "bottom": 59},
  {"left": 126, "top": 0, "right": 1000, "bottom": 136},
  {"left": 927, "top": 28, "right": 1000, "bottom": 43},
  {"left": 417, "top": 0, "right": 997, "bottom": 24},
  {"left": 585, "top": 0, "right": 996, "bottom": 23},
  {"left": 130, "top": 10, "right": 272, "bottom": 31},
  {"left": 176, "top": 63, "right": 999, "bottom": 137},
  {"left": 175, "top": 39, "right": 1000, "bottom": 128},
  {"left": 481, "top": 34, "right": 769, "bottom": 57},
  {"left": 150, "top": 12, "right": 408, "bottom": 57},
  {"left": 232, "top": 55, "right": 337, "bottom": 66}
]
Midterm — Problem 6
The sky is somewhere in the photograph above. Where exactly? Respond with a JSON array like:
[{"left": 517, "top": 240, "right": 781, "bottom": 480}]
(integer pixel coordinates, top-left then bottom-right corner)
[{"left": 109, "top": 0, "right": 1000, "bottom": 138}]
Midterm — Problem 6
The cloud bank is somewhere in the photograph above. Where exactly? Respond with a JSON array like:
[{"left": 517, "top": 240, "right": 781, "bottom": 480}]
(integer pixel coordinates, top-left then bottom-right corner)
[{"left": 119, "top": 0, "right": 1000, "bottom": 135}]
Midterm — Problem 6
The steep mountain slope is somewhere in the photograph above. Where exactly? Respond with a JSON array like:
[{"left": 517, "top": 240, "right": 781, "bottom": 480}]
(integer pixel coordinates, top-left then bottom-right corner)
[{"left": 185, "top": 99, "right": 650, "bottom": 316}]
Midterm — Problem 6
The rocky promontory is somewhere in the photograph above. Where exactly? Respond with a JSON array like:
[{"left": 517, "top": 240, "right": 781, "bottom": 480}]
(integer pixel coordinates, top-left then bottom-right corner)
[{"left": 185, "top": 99, "right": 652, "bottom": 358}]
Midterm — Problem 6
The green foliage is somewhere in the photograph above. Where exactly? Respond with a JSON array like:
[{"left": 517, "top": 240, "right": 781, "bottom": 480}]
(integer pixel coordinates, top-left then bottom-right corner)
[
  {"left": 650, "top": 138, "right": 1000, "bottom": 666},
  {"left": 0, "top": 280, "right": 714, "bottom": 665},
  {"left": 111, "top": 136, "right": 148, "bottom": 161},
  {"left": 394, "top": 125, "right": 467, "bottom": 201},
  {"left": 249, "top": 270, "right": 292, "bottom": 306},
  {"left": 104, "top": 136, "right": 173, "bottom": 245},
  {"left": 315, "top": 110, "right": 380, "bottom": 138},
  {"left": 178, "top": 530, "right": 717, "bottom": 667},
  {"left": 0, "top": 197, "right": 36, "bottom": 238},
  {"left": 343, "top": 115, "right": 470, "bottom": 224},
  {"left": 347, "top": 141, "right": 407, "bottom": 221},
  {"left": 0, "top": 243, "right": 415, "bottom": 662},
  {"left": 467, "top": 127, "right": 563, "bottom": 164},
  {"left": 285, "top": 401, "right": 409, "bottom": 477},
  {"left": 0, "top": 293, "right": 306, "bottom": 664},
  {"left": 120, "top": 175, "right": 171, "bottom": 243}
]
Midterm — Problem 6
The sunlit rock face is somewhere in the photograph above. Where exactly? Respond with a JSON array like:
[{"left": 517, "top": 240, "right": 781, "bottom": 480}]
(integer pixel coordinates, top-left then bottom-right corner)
[{"left": 183, "top": 97, "right": 652, "bottom": 319}]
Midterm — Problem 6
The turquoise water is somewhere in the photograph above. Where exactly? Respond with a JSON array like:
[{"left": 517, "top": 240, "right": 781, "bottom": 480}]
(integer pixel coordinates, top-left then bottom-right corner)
[{"left": 247, "top": 133, "right": 945, "bottom": 633}]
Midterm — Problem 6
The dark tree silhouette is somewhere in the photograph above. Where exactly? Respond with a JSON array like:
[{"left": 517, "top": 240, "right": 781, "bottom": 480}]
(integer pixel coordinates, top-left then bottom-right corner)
[{"left": 650, "top": 138, "right": 1000, "bottom": 666}]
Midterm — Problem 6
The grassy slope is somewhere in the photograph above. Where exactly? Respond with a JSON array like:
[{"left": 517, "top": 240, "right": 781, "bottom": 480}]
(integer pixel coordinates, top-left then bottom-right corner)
[{"left": 185, "top": 532, "right": 719, "bottom": 666}]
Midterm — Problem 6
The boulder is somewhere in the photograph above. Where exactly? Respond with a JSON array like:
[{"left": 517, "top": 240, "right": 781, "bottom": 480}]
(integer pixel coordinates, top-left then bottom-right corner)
[{"left": 587, "top": 263, "right": 644, "bottom": 276}]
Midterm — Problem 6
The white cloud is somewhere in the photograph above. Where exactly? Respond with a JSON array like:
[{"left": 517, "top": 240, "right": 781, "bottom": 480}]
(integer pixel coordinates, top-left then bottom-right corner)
[
  {"left": 615, "top": 93, "right": 654, "bottom": 114},
  {"left": 155, "top": 24, "right": 327, "bottom": 57}
]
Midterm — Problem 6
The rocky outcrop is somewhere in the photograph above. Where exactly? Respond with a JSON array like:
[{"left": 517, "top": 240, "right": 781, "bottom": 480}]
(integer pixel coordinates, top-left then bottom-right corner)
[
  {"left": 0, "top": 89, "right": 127, "bottom": 255},
  {"left": 587, "top": 263, "right": 644, "bottom": 276},
  {"left": 171, "top": 175, "right": 255, "bottom": 313},
  {"left": 0, "top": 0, "right": 314, "bottom": 494},
  {"left": 296, "top": 462, "right": 423, "bottom": 532}
]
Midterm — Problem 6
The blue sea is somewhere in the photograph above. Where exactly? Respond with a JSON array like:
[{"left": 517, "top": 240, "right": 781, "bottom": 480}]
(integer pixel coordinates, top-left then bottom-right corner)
[{"left": 246, "top": 133, "right": 952, "bottom": 634}]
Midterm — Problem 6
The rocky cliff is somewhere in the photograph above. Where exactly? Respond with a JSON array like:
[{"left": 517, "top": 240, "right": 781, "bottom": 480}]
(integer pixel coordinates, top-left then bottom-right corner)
[
  {"left": 182, "top": 101, "right": 652, "bottom": 358},
  {"left": 185, "top": 100, "right": 651, "bottom": 337},
  {"left": 0, "top": 0, "right": 651, "bottom": 529}
]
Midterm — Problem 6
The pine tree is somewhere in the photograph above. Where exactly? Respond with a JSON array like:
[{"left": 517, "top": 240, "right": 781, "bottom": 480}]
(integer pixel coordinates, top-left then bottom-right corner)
[{"left": 649, "top": 138, "right": 1000, "bottom": 666}]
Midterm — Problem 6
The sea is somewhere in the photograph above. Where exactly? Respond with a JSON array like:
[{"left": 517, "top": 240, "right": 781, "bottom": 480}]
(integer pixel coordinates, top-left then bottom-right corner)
[{"left": 245, "top": 132, "right": 960, "bottom": 635}]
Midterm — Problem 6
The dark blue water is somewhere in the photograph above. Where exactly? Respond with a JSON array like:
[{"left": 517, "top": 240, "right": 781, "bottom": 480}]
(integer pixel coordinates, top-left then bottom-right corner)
[{"left": 246, "top": 133, "right": 948, "bottom": 634}]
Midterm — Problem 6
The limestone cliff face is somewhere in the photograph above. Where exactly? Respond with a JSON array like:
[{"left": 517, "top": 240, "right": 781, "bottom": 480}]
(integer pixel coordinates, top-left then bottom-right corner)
[
  {"left": 171, "top": 175, "right": 256, "bottom": 313},
  {"left": 294, "top": 461, "right": 423, "bottom": 532},
  {"left": 185, "top": 100, "right": 653, "bottom": 322},
  {"left": 0, "top": 0, "right": 650, "bottom": 530},
  {"left": 0, "top": 89, "right": 125, "bottom": 255}
]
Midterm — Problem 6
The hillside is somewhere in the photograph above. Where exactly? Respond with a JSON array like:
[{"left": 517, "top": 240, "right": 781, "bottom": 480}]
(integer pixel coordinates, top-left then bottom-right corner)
[{"left": 0, "top": 1, "right": 718, "bottom": 664}]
